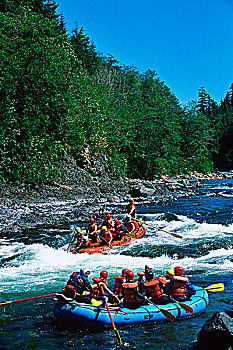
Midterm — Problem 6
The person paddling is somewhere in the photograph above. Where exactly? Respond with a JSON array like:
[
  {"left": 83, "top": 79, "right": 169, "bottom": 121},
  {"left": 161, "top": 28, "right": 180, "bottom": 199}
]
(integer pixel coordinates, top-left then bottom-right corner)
[
  {"left": 68, "top": 227, "right": 84, "bottom": 250},
  {"left": 86, "top": 218, "right": 99, "bottom": 244},
  {"left": 113, "top": 268, "right": 128, "bottom": 298},
  {"left": 99, "top": 226, "right": 113, "bottom": 246},
  {"left": 91, "top": 270, "right": 120, "bottom": 305},
  {"left": 100, "top": 214, "right": 114, "bottom": 231},
  {"left": 121, "top": 270, "right": 141, "bottom": 309},
  {"left": 112, "top": 219, "right": 125, "bottom": 240},
  {"left": 125, "top": 199, "right": 136, "bottom": 218},
  {"left": 166, "top": 266, "right": 196, "bottom": 301},
  {"left": 63, "top": 267, "right": 92, "bottom": 303},
  {"left": 123, "top": 214, "right": 135, "bottom": 234}
]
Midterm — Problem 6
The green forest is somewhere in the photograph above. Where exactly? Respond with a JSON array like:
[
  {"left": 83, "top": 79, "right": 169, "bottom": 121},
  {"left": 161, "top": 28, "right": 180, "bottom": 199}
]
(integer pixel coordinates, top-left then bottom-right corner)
[{"left": 1, "top": 0, "right": 233, "bottom": 184}]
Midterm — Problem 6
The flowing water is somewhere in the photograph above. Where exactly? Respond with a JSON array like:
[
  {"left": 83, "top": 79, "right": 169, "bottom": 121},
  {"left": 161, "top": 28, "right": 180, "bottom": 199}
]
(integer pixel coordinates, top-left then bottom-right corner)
[{"left": 0, "top": 178, "right": 233, "bottom": 349}]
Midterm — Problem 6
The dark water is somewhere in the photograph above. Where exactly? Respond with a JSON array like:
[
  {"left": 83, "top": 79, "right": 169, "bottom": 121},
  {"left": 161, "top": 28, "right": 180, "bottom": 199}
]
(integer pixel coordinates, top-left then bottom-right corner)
[{"left": 1, "top": 178, "right": 233, "bottom": 349}]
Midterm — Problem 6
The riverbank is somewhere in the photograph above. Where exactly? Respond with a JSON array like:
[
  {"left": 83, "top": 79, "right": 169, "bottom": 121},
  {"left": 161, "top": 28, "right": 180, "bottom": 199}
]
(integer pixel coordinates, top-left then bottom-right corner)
[{"left": 0, "top": 165, "right": 232, "bottom": 238}]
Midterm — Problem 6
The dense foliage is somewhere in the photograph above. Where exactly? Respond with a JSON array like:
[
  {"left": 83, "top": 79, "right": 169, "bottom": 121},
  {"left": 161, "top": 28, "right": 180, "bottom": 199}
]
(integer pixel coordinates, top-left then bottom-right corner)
[{"left": 0, "top": 0, "right": 232, "bottom": 183}]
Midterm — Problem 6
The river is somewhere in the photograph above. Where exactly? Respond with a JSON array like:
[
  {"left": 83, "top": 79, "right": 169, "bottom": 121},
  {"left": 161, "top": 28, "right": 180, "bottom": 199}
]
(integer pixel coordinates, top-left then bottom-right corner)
[{"left": 0, "top": 178, "right": 233, "bottom": 349}]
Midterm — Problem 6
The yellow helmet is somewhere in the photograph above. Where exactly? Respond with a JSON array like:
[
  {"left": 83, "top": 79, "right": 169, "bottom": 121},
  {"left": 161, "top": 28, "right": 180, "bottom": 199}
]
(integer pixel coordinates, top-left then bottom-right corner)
[
  {"left": 102, "top": 226, "right": 108, "bottom": 231},
  {"left": 75, "top": 227, "right": 81, "bottom": 232},
  {"left": 166, "top": 269, "right": 175, "bottom": 277}
]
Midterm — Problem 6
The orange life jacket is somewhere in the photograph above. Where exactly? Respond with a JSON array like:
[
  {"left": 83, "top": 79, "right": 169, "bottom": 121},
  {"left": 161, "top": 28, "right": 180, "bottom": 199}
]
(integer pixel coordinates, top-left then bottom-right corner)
[
  {"left": 87, "top": 224, "right": 96, "bottom": 233},
  {"left": 170, "top": 276, "right": 189, "bottom": 296},
  {"left": 114, "top": 224, "right": 124, "bottom": 235},
  {"left": 123, "top": 221, "right": 135, "bottom": 232},
  {"left": 90, "top": 277, "right": 108, "bottom": 298},
  {"left": 122, "top": 281, "right": 140, "bottom": 309},
  {"left": 101, "top": 230, "right": 112, "bottom": 242},
  {"left": 144, "top": 279, "right": 166, "bottom": 302},
  {"left": 102, "top": 219, "right": 113, "bottom": 229},
  {"left": 113, "top": 275, "right": 124, "bottom": 296},
  {"left": 157, "top": 275, "right": 169, "bottom": 285}
]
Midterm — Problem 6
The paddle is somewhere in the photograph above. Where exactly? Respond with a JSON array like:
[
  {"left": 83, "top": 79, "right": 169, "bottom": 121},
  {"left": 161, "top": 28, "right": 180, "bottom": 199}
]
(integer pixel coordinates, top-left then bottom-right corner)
[
  {"left": 97, "top": 233, "right": 111, "bottom": 246},
  {"left": 140, "top": 295, "right": 176, "bottom": 322},
  {"left": 0, "top": 293, "right": 56, "bottom": 308},
  {"left": 169, "top": 296, "right": 193, "bottom": 314},
  {"left": 122, "top": 224, "right": 136, "bottom": 238},
  {"left": 113, "top": 210, "right": 125, "bottom": 219},
  {"left": 204, "top": 283, "right": 224, "bottom": 292},
  {"left": 100, "top": 285, "right": 122, "bottom": 346},
  {"left": 134, "top": 218, "right": 183, "bottom": 239}
]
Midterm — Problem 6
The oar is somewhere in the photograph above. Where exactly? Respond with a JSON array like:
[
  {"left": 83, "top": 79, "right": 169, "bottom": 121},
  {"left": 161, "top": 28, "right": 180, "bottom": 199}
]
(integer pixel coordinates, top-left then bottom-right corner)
[
  {"left": 96, "top": 233, "right": 111, "bottom": 246},
  {"left": 123, "top": 224, "right": 136, "bottom": 238},
  {"left": 113, "top": 210, "right": 125, "bottom": 219},
  {"left": 134, "top": 218, "right": 183, "bottom": 239},
  {"left": 204, "top": 283, "right": 224, "bottom": 292},
  {"left": 100, "top": 285, "right": 122, "bottom": 346},
  {"left": 140, "top": 295, "right": 176, "bottom": 322},
  {"left": 0, "top": 293, "right": 56, "bottom": 308},
  {"left": 169, "top": 296, "right": 193, "bottom": 314}
]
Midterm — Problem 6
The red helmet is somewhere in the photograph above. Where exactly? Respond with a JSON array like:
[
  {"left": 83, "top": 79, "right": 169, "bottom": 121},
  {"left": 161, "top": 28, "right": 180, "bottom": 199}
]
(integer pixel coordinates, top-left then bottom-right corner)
[
  {"left": 106, "top": 214, "right": 111, "bottom": 219},
  {"left": 90, "top": 218, "right": 95, "bottom": 224},
  {"left": 174, "top": 266, "right": 184, "bottom": 276},
  {"left": 122, "top": 268, "right": 128, "bottom": 276},
  {"left": 130, "top": 198, "right": 134, "bottom": 203},
  {"left": 115, "top": 220, "right": 120, "bottom": 225},
  {"left": 126, "top": 270, "right": 134, "bottom": 279},
  {"left": 100, "top": 270, "right": 108, "bottom": 279}
]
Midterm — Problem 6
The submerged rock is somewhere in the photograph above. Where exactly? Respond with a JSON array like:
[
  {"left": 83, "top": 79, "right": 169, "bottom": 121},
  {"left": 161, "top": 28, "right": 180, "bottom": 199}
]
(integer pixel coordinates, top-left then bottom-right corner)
[{"left": 194, "top": 310, "right": 233, "bottom": 349}]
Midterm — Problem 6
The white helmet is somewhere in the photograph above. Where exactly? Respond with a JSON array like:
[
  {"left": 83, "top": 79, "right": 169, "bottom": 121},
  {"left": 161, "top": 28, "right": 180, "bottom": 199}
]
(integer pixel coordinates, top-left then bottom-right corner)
[
  {"left": 80, "top": 267, "right": 90, "bottom": 275},
  {"left": 145, "top": 264, "right": 153, "bottom": 270}
]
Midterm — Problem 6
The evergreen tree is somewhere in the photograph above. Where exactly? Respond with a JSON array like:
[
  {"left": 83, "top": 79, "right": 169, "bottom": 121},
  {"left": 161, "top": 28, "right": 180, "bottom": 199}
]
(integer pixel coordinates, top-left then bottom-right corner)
[
  {"left": 70, "top": 25, "right": 100, "bottom": 75},
  {"left": 0, "top": 6, "right": 79, "bottom": 183}
]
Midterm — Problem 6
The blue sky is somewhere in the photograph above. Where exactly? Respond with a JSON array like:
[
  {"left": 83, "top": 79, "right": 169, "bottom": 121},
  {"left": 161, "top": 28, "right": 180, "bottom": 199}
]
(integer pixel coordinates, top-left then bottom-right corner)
[{"left": 56, "top": 0, "right": 233, "bottom": 104}]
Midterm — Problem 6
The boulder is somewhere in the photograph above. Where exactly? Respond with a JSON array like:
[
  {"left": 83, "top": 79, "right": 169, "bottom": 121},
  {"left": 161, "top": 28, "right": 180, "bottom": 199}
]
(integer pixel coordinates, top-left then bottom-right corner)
[
  {"left": 194, "top": 311, "right": 233, "bottom": 349},
  {"left": 107, "top": 195, "right": 120, "bottom": 202}
]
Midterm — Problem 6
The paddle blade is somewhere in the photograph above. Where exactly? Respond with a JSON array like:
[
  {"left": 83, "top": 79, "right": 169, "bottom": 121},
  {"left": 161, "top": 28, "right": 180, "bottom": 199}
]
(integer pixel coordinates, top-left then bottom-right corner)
[
  {"left": 178, "top": 302, "right": 193, "bottom": 314},
  {"left": 169, "top": 232, "right": 183, "bottom": 239},
  {"left": 158, "top": 307, "right": 176, "bottom": 322},
  {"left": 125, "top": 232, "right": 135, "bottom": 238},
  {"left": 204, "top": 283, "right": 224, "bottom": 292},
  {"left": 0, "top": 301, "right": 12, "bottom": 308},
  {"left": 114, "top": 327, "right": 122, "bottom": 346}
]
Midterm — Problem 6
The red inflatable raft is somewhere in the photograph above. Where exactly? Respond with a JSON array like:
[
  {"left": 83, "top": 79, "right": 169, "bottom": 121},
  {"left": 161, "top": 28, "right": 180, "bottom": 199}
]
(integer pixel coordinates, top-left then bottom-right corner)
[{"left": 72, "top": 225, "right": 146, "bottom": 254}]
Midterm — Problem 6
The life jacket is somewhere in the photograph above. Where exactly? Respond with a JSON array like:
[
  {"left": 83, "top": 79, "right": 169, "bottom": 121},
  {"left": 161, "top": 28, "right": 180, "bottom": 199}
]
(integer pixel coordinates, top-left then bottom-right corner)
[
  {"left": 102, "top": 219, "right": 113, "bottom": 229},
  {"left": 88, "top": 223, "right": 97, "bottom": 233},
  {"left": 170, "top": 276, "right": 189, "bottom": 296},
  {"left": 137, "top": 271, "right": 147, "bottom": 293},
  {"left": 75, "top": 233, "right": 83, "bottom": 245},
  {"left": 113, "top": 275, "right": 124, "bottom": 296},
  {"left": 114, "top": 224, "right": 124, "bottom": 235},
  {"left": 90, "top": 277, "right": 108, "bottom": 298},
  {"left": 101, "top": 230, "right": 112, "bottom": 242},
  {"left": 83, "top": 238, "right": 92, "bottom": 248},
  {"left": 144, "top": 279, "right": 166, "bottom": 302},
  {"left": 122, "top": 281, "right": 140, "bottom": 309},
  {"left": 126, "top": 204, "right": 136, "bottom": 217},
  {"left": 63, "top": 284, "right": 77, "bottom": 299},
  {"left": 65, "top": 272, "right": 87, "bottom": 294},
  {"left": 123, "top": 221, "right": 135, "bottom": 232},
  {"left": 157, "top": 275, "right": 169, "bottom": 285}
]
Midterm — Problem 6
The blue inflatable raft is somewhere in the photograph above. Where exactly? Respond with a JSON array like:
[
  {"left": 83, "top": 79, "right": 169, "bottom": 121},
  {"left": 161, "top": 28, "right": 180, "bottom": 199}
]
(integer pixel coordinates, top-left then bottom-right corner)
[{"left": 53, "top": 286, "right": 209, "bottom": 328}]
